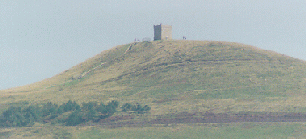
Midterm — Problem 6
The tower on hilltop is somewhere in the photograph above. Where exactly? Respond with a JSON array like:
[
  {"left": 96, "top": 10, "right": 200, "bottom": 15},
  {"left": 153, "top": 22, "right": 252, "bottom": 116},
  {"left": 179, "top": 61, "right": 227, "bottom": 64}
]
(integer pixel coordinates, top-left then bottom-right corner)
[{"left": 154, "top": 24, "right": 172, "bottom": 41}]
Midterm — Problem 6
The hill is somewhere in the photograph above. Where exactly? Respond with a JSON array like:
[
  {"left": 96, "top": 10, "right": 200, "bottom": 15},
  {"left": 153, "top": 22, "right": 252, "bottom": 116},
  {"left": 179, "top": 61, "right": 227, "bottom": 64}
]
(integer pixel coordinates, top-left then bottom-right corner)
[{"left": 2, "top": 40, "right": 306, "bottom": 114}]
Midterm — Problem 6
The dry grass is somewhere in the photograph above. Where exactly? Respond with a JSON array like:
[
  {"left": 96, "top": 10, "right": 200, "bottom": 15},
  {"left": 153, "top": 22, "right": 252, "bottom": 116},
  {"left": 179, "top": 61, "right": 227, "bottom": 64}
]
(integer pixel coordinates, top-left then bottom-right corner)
[
  {"left": 2, "top": 40, "right": 306, "bottom": 138},
  {"left": 1, "top": 40, "right": 306, "bottom": 114},
  {"left": 3, "top": 122, "right": 306, "bottom": 139}
]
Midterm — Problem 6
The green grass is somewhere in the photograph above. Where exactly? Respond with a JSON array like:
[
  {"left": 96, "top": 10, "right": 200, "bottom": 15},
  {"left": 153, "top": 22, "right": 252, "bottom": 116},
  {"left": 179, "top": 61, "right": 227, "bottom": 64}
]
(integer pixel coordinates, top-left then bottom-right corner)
[
  {"left": 1, "top": 122, "right": 305, "bottom": 138},
  {"left": 194, "top": 85, "right": 287, "bottom": 99},
  {"left": 2, "top": 40, "right": 306, "bottom": 113},
  {"left": 0, "top": 131, "right": 11, "bottom": 138},
  {"left": 77, "top": 123, "right": 306, "bottom": 139},
  {"left": 3, "top": 40, "right": 306, "bottom": 137}
]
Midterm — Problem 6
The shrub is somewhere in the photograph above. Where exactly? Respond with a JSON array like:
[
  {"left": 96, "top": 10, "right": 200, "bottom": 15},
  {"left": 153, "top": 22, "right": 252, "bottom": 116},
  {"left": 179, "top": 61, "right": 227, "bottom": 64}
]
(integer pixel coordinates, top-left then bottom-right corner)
[
  {"left": 63, "top": 100, "right": 80, "bottom": 112},
  {"left": 23, "top": 105, "right": 42, "bottom": 123},
  {"left": 122, "top": 103, "right": 132, "bottom": 112},
  {"left": 0, "top": 100, "right": 125, "bottom": 127},
  {"left": 121, "top": 103, "right": 151, "bottom": 114},
  {"left": 65, "top": 110, "right": 83, "bottom": 126},
  {"left": 42, "top": 102, "right": 58, "bottom": 117},
  {"left": 1, "top": 106, "right": 29, "bottom": 127}
]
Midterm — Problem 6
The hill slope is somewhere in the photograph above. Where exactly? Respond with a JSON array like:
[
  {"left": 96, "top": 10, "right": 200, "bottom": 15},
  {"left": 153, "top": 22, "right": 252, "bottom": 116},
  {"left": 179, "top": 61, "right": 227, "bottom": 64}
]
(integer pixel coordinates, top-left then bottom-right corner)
[{"left": 2, "top": 40, "right": 306, "bottom": 114}]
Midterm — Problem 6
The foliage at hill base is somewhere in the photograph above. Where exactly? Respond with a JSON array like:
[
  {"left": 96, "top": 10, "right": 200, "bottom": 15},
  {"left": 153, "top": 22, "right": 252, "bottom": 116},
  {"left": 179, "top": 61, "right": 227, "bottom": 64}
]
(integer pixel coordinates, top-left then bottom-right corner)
[{"left": 0, "top": 100, "right": 150, "bottom": 127}]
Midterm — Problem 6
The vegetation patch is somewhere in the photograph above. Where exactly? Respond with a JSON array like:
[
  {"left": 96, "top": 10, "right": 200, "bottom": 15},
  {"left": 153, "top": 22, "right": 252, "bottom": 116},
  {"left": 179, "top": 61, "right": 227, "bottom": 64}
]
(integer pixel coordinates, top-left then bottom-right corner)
[
  {"left": 0, "top": 100, "right": 150, "bottom": 127},
  {"left": 3, "top": 40, "right": 306, "bottom": 137},
  {"left": 78, "top": 123, "right": 304, "bottom": 139}
]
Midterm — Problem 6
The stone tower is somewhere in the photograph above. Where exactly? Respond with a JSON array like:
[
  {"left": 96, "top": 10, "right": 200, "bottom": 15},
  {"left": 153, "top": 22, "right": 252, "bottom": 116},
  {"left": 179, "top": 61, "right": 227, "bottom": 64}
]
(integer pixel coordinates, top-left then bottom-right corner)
[{"left": 154, "top": 24, "right": 172, "bottom": 41}]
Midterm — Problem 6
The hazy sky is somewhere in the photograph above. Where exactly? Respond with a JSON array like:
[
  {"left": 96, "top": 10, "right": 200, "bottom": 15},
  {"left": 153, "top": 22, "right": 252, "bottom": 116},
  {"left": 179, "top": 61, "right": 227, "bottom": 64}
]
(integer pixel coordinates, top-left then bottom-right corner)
[{"left": 1, "top": 0, "right": 306, "bottom": 90}]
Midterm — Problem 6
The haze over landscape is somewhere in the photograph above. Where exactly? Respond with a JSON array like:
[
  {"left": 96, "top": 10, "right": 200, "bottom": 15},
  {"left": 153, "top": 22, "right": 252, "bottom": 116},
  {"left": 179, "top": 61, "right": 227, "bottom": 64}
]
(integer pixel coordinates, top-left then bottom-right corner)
[
  {"left": 1, "top": 0, "right": 306, "bottom": 90},
  {"left": 3, "top": 1, "right": 306, "bottom": 138}
]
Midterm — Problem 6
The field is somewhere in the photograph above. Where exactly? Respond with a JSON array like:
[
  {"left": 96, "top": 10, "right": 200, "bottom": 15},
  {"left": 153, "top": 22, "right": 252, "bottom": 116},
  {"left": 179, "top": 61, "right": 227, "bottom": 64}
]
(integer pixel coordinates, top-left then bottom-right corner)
[
  {"left": 1, "top": 122, "right": 306, "bottom": 139},
  {"left": 78, "top": 123, "right": 306, "bottom": 139},
  {"left": 2, "top": 40, "right": 306, "bottom": 138},
  {"left": 1, "top": 40, "right": 306, "bottom": 114}
]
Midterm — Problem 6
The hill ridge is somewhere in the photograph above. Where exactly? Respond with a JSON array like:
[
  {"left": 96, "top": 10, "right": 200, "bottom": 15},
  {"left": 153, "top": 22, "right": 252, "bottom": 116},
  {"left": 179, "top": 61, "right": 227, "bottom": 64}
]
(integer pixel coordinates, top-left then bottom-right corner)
[{"left": 2, "top": 40, "right": 306, "bottom": 115}]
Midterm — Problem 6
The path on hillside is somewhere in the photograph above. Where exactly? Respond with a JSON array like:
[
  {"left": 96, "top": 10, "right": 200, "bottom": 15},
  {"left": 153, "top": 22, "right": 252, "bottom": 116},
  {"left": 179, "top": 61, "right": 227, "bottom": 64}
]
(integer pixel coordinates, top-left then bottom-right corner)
[
  {"left": 79, "top": 62, "right": 106, "bottom": 78},
  {"left": 79, "top": 42, "right": 138, "bottom": 79},
  {"left": 98, "top": 112, "right": 306, "bottom": 128}
]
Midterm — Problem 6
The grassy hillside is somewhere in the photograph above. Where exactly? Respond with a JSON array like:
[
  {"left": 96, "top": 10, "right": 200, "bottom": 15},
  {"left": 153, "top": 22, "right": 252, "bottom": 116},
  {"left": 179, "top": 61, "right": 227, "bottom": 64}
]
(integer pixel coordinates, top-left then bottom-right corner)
[
  {"left": 3, "top": 40, "right": 306, "bottom": 138},
  {"left": 3, "top": 123, "right": 306, "bottom": 139},
  {"left": 1, "top": 40, "right": 306, "bottom": 114}
]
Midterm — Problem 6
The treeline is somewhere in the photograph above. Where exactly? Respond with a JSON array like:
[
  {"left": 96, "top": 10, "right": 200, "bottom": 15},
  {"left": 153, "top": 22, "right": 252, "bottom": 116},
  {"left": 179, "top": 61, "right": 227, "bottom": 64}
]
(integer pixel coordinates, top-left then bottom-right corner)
[
  {"left": 0, "top": 100, "right": 150, "bottom": 127},
  {"left": 122, "top": 103, "right": 151, "bottom": 114}
]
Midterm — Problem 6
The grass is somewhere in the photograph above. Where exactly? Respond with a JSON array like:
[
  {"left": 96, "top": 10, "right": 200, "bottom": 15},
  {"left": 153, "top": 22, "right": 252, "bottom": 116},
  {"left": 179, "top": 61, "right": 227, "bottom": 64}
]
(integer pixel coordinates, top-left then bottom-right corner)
[
  {"left": 2, "top": 40, "right": 306, "bottom": 110},
  {"left": 2, "top": 40, "right": 306, "bottom": 137},
  {"left": 3, "top": 122, "right": 304, "bottom": 139},
  {"left": 77, "top": 123, "right": 306, "bottom": 139}
]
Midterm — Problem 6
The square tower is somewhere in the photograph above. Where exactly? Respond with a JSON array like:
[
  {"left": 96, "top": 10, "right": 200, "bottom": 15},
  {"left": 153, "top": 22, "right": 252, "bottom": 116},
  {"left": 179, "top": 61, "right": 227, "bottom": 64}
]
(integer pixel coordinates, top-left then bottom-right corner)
[{"left": 154, "top": 24, "right": 172, "bottom": 41}]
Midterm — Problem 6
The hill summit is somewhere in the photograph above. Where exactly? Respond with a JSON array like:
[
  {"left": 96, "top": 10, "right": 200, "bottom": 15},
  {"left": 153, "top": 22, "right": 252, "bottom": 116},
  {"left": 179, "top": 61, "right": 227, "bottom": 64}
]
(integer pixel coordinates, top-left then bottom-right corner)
[{"left": 2, "top": 40, "right": 306, "bottom": 114}]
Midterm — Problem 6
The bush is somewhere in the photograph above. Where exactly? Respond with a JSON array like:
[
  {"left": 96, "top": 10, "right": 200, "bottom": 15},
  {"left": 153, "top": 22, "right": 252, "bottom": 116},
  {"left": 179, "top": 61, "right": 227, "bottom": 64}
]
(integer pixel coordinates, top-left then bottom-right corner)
[
  {"left": 65, "top": 110, "right": 83, "bottom": 126},
  {"left": 96, "top": 101, "right": 118, "bottom": 119},
  {"left": 82, "top": 102, "right": 97, "bottom": 110},
  {"left": 0, "top": 100, "right": 140, "bottom": 127},
  {"left": 42, "top": 102, "right": 58, "bottom": 118},
  {"left": 82, "top": 102, "right": 99, "bottom": 122},
  {"left": 63, "top": 100, "right": 80, "bottom": 112},
  {"left": 24, "top": 105, "right": 42, "bottom": 123},
  {"left": 1, "top": 106, "right": 30, "bottom": 127},
  {"left": 121, "top": 103, "right": 151, "bottom": 114},
  {"left": 122, "top": 103, "right": 132, "bottom": 112}
]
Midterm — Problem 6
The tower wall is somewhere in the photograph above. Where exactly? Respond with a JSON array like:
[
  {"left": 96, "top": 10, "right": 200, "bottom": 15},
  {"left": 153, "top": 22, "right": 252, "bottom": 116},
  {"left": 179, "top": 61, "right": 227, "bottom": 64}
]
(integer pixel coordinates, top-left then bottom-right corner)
[
  {"left": 154, "top": 24, "right": 172, "bottom": 40},
  {"left": 154, "top": 25, "right": 162, "bottom": 40}
]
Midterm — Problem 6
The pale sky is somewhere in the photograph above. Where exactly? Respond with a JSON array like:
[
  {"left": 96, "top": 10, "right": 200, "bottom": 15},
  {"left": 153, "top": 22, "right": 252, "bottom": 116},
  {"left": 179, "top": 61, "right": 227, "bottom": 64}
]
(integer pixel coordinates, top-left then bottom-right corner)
[{"left": 1, "top": 0, "right": 306, "bottom": 90}]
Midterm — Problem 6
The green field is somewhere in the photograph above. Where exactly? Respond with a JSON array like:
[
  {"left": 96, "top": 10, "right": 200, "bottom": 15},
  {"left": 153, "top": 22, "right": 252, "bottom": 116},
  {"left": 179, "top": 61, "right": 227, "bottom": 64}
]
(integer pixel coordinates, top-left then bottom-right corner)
[
  {"left": 78, "top": 123, "right": 305, "bottom": 139},
  {"left": 2, "top": 40, "right": 306, "bottom": 138},
  {"left": 1, "top": 40, "right": 306, "bottom": 114},
  {"left": 1, "top": 123, "right": 306, "bottom": 139}
]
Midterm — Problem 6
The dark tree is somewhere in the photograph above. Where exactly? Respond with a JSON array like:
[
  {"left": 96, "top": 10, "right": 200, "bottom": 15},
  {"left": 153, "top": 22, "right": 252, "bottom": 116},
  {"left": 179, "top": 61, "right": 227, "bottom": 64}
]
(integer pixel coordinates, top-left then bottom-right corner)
[
  {"left": 63, "top": 100, "right": 80, "bottom": 112},
  {"left": 122, "top": 103, "right": 132, "bottom": 112},
  {"left": 1, "top": 106, "right": 28, "bottom": 127},
  {"left": 23, "top": 105, "right": 42, "bottom": 123},
  {"left": 82, "top": 102, "right": 97, "bottom": 111},
  {"left": 65, "top": 110, "right": 83, "bottom": 126},
  {"left": 122, "top": 103, "right": 151, "bottom": 114}
]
